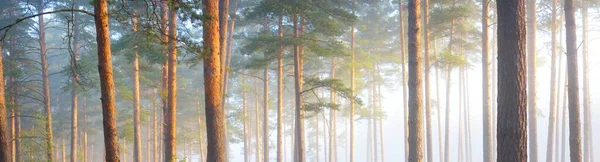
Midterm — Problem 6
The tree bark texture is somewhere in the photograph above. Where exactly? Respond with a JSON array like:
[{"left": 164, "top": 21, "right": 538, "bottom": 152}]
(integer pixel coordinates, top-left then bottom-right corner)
[
  {"left": 408, "top": 0, "right": 423, "bottom": 160},
  {"left": 93, "top": 0, "right": 120, "bottom": 160},
  {"left": 496, "top": 0, "right": 528, "bottom": 160}
]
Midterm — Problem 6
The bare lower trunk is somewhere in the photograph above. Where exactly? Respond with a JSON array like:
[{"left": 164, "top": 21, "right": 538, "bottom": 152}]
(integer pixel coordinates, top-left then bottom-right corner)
[
  {"left": 242, "top": 76, "right": 249, "bottom": 162},
  {"left": 164, "top": 2, "right": 179, "bottom": 161},
  {"left": 293, "top": 15, "right": 306, "bottom": 162},
  {"left": 481, "top": 0, "right": 492, "bottom": 161},
  {"left": 131, "top": 13, "right": 142, "bottom": 162},
  {"left": 398, "top": 1, "right": 409, "bottom": 161},
  {"left": 526, "top": 0, "right": 539, "bottom": 160},
  {"left": 581, "top": 5, "right": 592, "bottom": 162},
  {"left": 329, "top": 57, "right": 336, "bottom": 162},
  {"left": 93, "top": 0, "right": 120, "bottom": 160},
  {"left": 276, "top": 15, "right": 284, "bottom": 162},
  {"left": 546, "top": 0, "right": 558, "bottom": 160},
  {"left": 350, "top": 1, "right": 356, "bottom": 162},
  {"left": 564, "top": 0, "right": 582, "bottom": 159},
  {"left": 203, "top": 0, "right": 226, "bottom": 161},
  {"left": 443, "top": 69, "right": 451, "bottom": 162},
  {"left": 0, "top": 41, "right": 9, "bottom": 162},
  {"left": 496, "top": 0, "right": 527, "bottom": 160},
  {"left": 407, "top": 0, "right": 423, "bottom": 160}
]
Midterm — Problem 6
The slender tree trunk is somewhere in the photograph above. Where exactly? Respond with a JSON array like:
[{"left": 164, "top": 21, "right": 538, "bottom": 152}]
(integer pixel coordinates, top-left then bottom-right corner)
[
  {"left": 242, "top": 75, "right": 249, "bottom": 162},
  {"left": 560, "top": 74, "right": 567, "bottom": 162},
  {"left": 263, "top": 51, "right": 270, "bottom": 162},
  {"left": 0, "top": 41, "right": 9, "bottom": 162},
  {"left": 93, "top": 0, "right": 120, "bottom": 160},
  {"left": 36, "top": 2, "right": 55, "bottom": 160},
  {"left": 164, "top": 1, "right": 179, "bottom": 161},
  {"left": 546, "top": 0, "right": 558, "bottom": 160},
  {"left": 496, "top": 0, "right": 527, "bottom": 160},
  {"left": 556, "top": 49, "right": 564, "bottom": 162},
  {"left": 83, "top": 98, "right": 88, "bottom": 162},
  {"left": 13, "top": 88, "right": 20, "bottom": 162},
  {"left": 408, "top": 0, "right": 423, "bottom": 160},
  {"left": 443, "top": 69, "right": 451, "bottom": 162},
  {"left": 458, "top": 76, "right": 464, "bottom": 162},
  {"left": 203, "top": 0, "right": 226, "bottom": 161},
  {"left": 433, "top": 40, "right": 442, "bottom": 162},
  {"left": 398, "top": 1, "right": 409, "bottom": 161},
  {"left": 159, "top": 2, "right": 169, "bottom": 161},
  {"left": 376, "top": 71, "right": 384, "bottom": 162},
  {"left": 218, "top": 0, "right": 231, "bottom": 159},
  {"left": 581, "top": 4, "right": 592, "bottom": 162},
  {"left": 526, "top": 0, "right": 539, "bottom": 160},
  {"left": 564, "top": 0, "right": 582, "bottom": 159},
  {"left": 350, "top": 1, "right": 356, "bottom": 162},
  {"left": 329, "top": 57, "right": 336, "bottom": 162},
  {"left": 276, "top": 15, "right": 285, "bottom": 162},
  {"left": 255, "top": 79, "right": 261, "bottom": 162},
  {"left": 316, "top": 115, "right": 320, "bottom": 162},
  {"left": 70, "top": 10, "right": 81, "bottom": 162},
  {"left": 131, "top": 12, "right": 142, "bottom": 162},
  {"left": 62, "top": 138, "right": 65, "bottom": 162},
  {"left": 293, "top": 15, "right": 306, "bottom": 162},
  {"left": 481, "top": 0, "right": 492, "bottom": 160},
  {"left": 152, "top": 89, "right": 157, "bottom": 162},
  {"left": 421, "top": 0, "right": 432, "bottom": 161}
]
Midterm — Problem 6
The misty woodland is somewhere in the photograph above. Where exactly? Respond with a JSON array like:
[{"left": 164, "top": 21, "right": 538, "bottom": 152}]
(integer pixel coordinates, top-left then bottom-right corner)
[{"left": 0, "top": 0, "right": 596, "bottom": 161}]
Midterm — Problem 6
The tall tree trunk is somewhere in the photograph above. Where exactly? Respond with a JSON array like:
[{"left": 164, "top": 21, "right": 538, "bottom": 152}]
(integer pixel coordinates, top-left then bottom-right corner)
[
  {"left": 496, "top": 0, "right": 527, "bottom": 160},
  {"left": 398, "top": 1, "right": 409, "bottom": 160},
  {"left": 581, "top": 4, "right": 592, "bottom": 162},
  {"left": 37, "top": 1, "right": 54, "bottom": 160},
  {"left": 263, "top": 52, "right": 269, "bottom": 162},
  {"left": 93, "top": 0, "right": 120, "bottom": 160},
  {"left": 329, "top": 57, "right": 336, "bottom": 162},
  {"left": 152, "top": 89, "right": 158, "bottom": 162},
  {"left": 218, "top": 0, "right": 231, "bottom": 159},
  {"left": 526, "top": 0, "right": 539, "bottom": 160},
  {"left": 83, "top": 98, "right": 88, "bottom": 162},
  {"left": 255, "top": 79, "right": 261, "bottom": 162},
  {"left": 203, "top": 0, "right": 226, "bottom": 161},
  {"left": 242, "top": 76, "right": 249, "bottom": 162},
  {"left": 556, "top": 49, "right": 564, "bottom": 162},
  {"left": 350, "top": 1, "right": 356, "bottom": 162},
  {"left": 316, "top": 115, "right": 320, "bottom": 162},
  {"left": 443, "top": 69, "right": 451, "bottom": 162},
  {"left": 546, "top": 0, "right": 558, "bottom": 160},
  {"left": 293, "top": 15, "right": 306, "bottom": 162},
  {"left": 422, "top": 0, "right": 432, "bottom": 160},
  {"left": 159, "top": 2, "right": 169, "bottom": 161},
  {"left": 62, "top": 138, "right": 65, "bottom": 162},
  {"left": 564, "top": 0, "right": 581, "bottom": 159},
  {"left": 433, "top": 40, "right": 442, "bottom": 162},
  {"left": 376, "top": 70, "right": 384, "bottom": 162},
  {"left": 13, "top": 87, "right": 20, "bottom": 162},
  {"left": 0, "top": 41, "right": 9, "bottom": 162},
  {"left": 560, "top": 72, "right": 567, "bottom": 162},
  {"left": 481, "top": 0, "right": 492, "bottom": 160},
  {"left": 71, "top": 9, "right": 80, "bottom": 162},
  {"left": 407, "top": 0, "right": 423, "bottom": 160},
  {"left": 164, "top": 1, "right": 179, "bottom": 161},
  {"left": 276, "top": 15, "right": 285, "bottom": 162},
  {"left": 131, "top": 12, "right": 142, "bottom": 162}
]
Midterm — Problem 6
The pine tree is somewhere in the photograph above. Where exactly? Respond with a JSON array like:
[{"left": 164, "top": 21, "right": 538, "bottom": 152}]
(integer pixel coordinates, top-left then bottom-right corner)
[{"left": 496, "top": 0, "right": 527, "bottom": 160}]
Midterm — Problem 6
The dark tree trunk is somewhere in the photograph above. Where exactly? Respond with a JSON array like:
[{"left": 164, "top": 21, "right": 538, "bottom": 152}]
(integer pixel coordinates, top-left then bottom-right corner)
[
  {"left": 93, "top": 0, "right": 120, "bottom": 160},
  {"left": 496, "top": 0, "right": 527, "bottom": 160},
  {"left": 564, "top": 0, "right": 582, "bottom": 159}
]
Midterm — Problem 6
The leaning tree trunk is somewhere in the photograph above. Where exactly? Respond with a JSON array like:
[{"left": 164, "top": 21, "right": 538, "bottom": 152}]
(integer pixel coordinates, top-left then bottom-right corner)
[
  {"left": 407, "top": 0, "right": 423, "bottom": 160},
  {"left": 93, "top": 0, "right": 120, "bottom": 160},
  {"left": 564, "top": 0, "right": 582, "bottom": 159},
  {"left": 131, "top": 13, "right": 142, "bottom": 162},
  {"left": 164, "top": 1, "right": 179, "bottom": 161},
  {"left": 203, "top": 0, "right": 226, "bottom": 161},
  {"left": 496, "top": 0, "right": 527, "bottom": 160},
  {"left": 37, "top": 1, "right": 54, "bottom": 161},
  {"left": 481, "top": 0, "right": 492, "bottom": 161}
]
